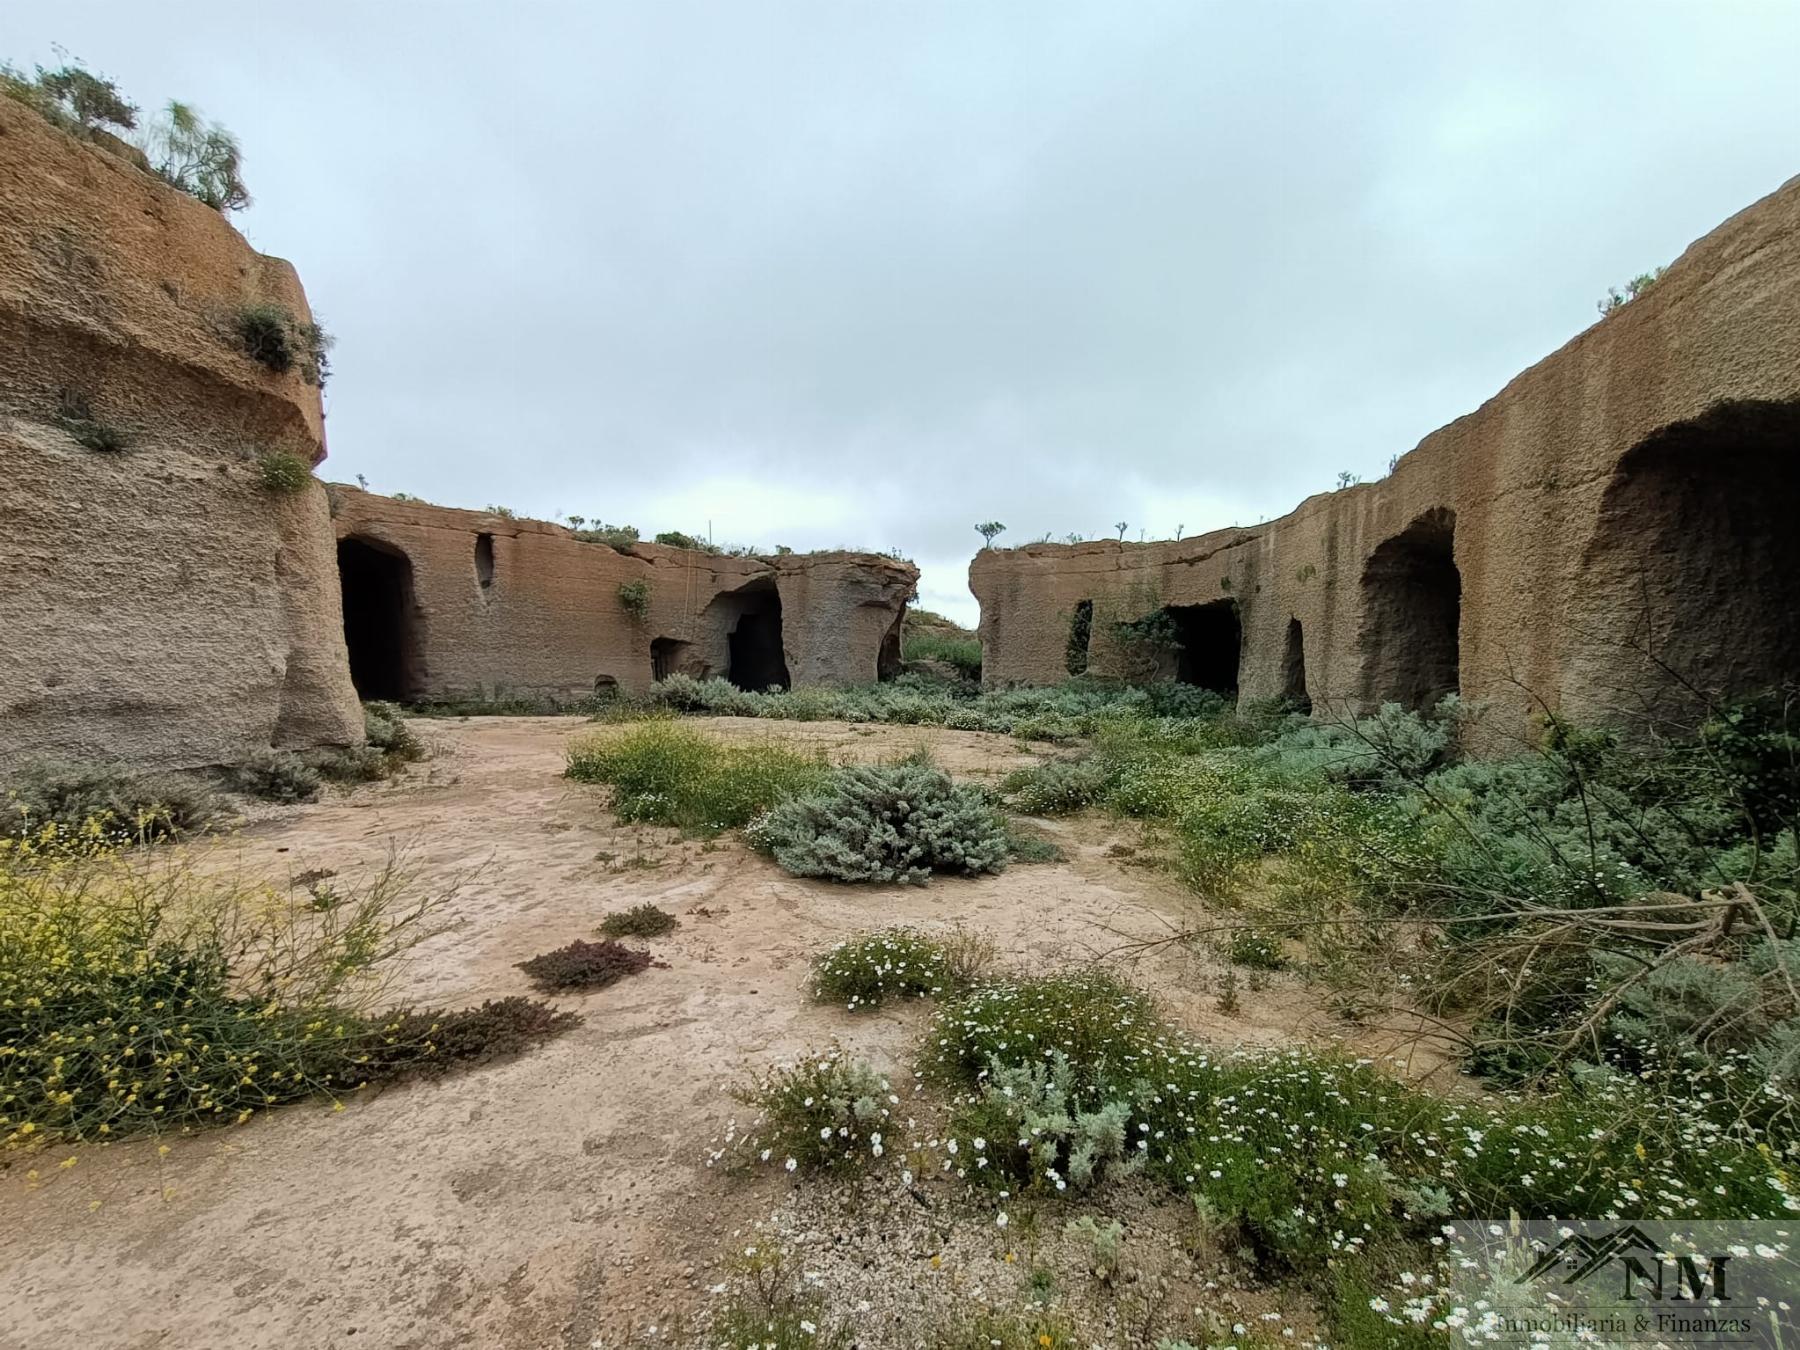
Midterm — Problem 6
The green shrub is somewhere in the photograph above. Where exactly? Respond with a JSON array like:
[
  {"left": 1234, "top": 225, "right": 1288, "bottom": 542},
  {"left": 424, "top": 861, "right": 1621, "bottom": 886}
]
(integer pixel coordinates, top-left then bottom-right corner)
[
  {"left": 1002, "top": 756, "right": 1110, "bottom": 815},
  {"left": 4, "top": 758, "right": 216, "bottom": 843},
  {"left": 746, "top": 762, "right": 1009, "bottom": 885},
  {"left": 597, "top": 903, "right": 678, "bottom": 938},
  {"left": 934, "top": 1311, "right": 1080, "bottom": 1349},
  {"left": 810, "top": 928, "right": 957, "bottom": 1010},
  {"left": 928, "top": 969, "right": 1157, "bottom": 1091},
  {"left": 2, "top": 61, "right": 137, "bottom": 139},
  {"left": 653, "top": 529, "right": 706, "bottom": 550},
  {"left": 516, "top": 938, "right": 653, "bottom": 992},
  {"left": 363, "top": 701, "right": 423, "bottom": 760},
  {"left": 234, "top": 747, "right": 320, "bottom": 803},
  {"left": 719, "top": 1046, "right": 894, "bottom": 1172},
  {"left": 315, "top": 744, "right": 389, "bottom": 783},
  {"left": 708, "top": 1248, "right": 848, "bottom": 1349},
  {"left": 257, "top": 448, "right": 312, "bottom": 494},
  {"left": 1598, "top": 265, "right": 1667, "bottom": 316},
  {"left": 566, "top": 721, "right": 828, "bottom": 834}
]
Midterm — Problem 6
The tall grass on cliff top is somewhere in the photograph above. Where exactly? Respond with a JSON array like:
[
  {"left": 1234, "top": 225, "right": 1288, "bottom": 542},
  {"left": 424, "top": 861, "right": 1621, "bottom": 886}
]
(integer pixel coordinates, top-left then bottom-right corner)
[{"left": 0, "top": 830, "right": 575, "bottom": 1146}]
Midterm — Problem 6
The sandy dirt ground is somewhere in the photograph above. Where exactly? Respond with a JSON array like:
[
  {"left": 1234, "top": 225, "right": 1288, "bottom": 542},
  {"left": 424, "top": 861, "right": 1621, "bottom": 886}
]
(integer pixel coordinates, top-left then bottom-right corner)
[{"left": 0, "top": 717, "right": 1438, "bottom": 1350}]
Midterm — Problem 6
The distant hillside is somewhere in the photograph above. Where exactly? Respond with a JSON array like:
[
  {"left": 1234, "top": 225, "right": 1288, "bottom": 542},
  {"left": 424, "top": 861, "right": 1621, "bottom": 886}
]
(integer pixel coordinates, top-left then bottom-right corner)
[{"left": 902, "top": 607, "right": 980, "bottom": 679}]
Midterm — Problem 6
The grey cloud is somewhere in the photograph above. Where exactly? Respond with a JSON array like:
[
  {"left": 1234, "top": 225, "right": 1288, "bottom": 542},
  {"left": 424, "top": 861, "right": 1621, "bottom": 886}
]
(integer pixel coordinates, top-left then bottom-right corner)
[{"left": 11, "top": 1, "right": 1798, "bottom": 623}]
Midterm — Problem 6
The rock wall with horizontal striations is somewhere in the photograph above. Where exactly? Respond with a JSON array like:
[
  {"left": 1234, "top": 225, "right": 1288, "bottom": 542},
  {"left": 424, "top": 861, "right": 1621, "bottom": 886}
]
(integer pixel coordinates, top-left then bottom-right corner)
[
  {"left": 327, "top": 487, "right": 917, "bottom": 703},
  {"left": 0, "top": 99, "right": 363, "bottom": 776},
  {"left": 971, "top": 175, "right": 1800, "bottom": 750}
]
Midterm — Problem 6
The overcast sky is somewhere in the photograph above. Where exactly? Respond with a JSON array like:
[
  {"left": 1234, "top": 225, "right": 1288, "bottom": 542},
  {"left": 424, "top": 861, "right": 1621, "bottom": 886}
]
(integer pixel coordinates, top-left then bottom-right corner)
[{"left": 12, "top": 4, "right": 1798, "bottom": 624}]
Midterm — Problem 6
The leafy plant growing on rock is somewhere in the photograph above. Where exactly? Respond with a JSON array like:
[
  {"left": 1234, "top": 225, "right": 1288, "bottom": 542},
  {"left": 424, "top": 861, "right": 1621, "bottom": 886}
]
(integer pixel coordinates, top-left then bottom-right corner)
[
  {"left": 1, "top": 62, "right": 135, "bottom": 137},
  {"left": 1598, "top": 265, "right": 1667, "bottom": 316},
  {"left": 746, "top": 762, "right": 1009, "bottom": 885},
  {"left": 138, "top": 99, "right": 249, "bottom": 211},
  {"left": 233, "top": 302, "right": 332, "bottom": 386},
  {"left": 616, "top": 579, "right": 650, "bottom": 620},
  {"left": 257, "top": 448, "right": 313, "bottom": 494},
  {"left": 55, "top": 389, "right": 126, "bottom": 453}
]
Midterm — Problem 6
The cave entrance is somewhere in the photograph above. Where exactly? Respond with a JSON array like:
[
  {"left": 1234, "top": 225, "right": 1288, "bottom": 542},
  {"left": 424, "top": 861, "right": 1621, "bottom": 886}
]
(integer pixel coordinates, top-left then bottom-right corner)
[
  {"left": 1282, "top": 618, "right": 1311, "bottom": 711},
  {"left": 1359, "top": 508, "right": 1459, "bottom": 711},
  {"left": 1568, "top": 400, "right": 1800, "bottom": 726},
  {"left": 723, "top": 579, "right": 790, "bottom": 691},
  {"left": 1166, "top": 601, "right": 1241, "bottom": 694},
  {"left": 337, "top": 537, "right": 423, "bottom": 701}
]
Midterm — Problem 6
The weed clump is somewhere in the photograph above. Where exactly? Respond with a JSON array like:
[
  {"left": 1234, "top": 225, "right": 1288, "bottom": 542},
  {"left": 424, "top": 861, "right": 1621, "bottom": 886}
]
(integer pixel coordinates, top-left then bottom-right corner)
[
  {"left": 597, "top": 903, "right": 678, "bottom": 938},
  {"left": 746, "top": 762, "right": 1008, "bottom": 885},
  {"left": 566, "top": 721, "right": 827, "bottom": 834},
  {"left": 516, "top": 938, "right": 653, "bottom": 992},
  {"left": 356, "top": 998, "right": 580, "bottom": 1078}
]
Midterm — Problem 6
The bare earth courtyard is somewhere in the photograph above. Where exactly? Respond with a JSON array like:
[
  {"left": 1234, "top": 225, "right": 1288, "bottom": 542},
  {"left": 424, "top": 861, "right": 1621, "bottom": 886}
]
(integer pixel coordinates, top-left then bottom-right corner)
[{"left": 0, "top": 718, "right": 1440, "bottom": 1350}]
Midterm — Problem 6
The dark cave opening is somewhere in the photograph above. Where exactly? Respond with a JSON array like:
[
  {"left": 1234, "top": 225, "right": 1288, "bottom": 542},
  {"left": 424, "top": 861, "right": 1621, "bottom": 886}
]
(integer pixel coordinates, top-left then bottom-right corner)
[
  {"left": 337, "top": 536, "right": 423, "bottom": 701},
  {"left": 724, "top": 580, "right": 790, "bottom": 692},
  {"left": 1359, "top": 508, "right": 1460, "bottom": 711},
  {"left": 1167, "top": 601, "right": 1242, "bottom": 694}
]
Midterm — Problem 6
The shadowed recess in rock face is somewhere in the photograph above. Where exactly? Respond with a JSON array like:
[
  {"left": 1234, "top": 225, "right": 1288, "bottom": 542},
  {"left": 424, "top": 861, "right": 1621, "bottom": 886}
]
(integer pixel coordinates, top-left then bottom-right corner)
[
  {"left": 1568, "top": 398, "right": 1800, "bottom": 726},
  {"left": 337, "top": 537, "right": 425, "bottom": 701},
  {"left": 1168, "top": 600, "right": 1242, "bottom": 693},
  {"left": 718, "top": 577, "right": 790, "bottom": 692},
  {"left": 1360, "top": 507, "right": 1460, "bottom": 711},
  {"left": 1282, "top": 617, "right": 1310, "bottom": 711}
]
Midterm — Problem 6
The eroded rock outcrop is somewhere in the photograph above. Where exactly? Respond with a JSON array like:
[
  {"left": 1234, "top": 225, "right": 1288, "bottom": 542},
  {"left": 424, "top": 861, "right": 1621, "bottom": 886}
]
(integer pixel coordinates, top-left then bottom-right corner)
[
  {"left": 0, "top": 100, "right": 362, "bottom": 775},
  {"left": 328, "top": 487, "right": 917, "bottom": 702},
  {"left": 971, "top": 175, "right": 1800, "bottom": 748}
]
